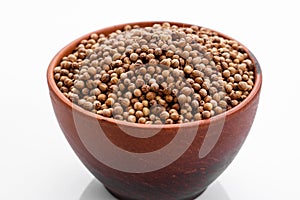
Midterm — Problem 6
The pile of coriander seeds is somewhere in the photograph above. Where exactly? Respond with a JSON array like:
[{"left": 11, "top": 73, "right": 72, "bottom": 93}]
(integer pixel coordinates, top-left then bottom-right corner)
[{"left": 54, "top": 22, "right": 255, "bottom": 124}]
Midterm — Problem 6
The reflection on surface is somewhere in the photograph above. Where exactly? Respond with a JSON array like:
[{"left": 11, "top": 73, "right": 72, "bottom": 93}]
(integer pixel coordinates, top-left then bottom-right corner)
[{"left": 79, "top": 179, "right": 231, "bottom": 200}]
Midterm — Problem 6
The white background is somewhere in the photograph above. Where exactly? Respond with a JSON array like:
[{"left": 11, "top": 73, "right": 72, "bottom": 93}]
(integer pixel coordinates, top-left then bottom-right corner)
[{"left": 0, "top": 0, "right": 299, "bottom": 199}]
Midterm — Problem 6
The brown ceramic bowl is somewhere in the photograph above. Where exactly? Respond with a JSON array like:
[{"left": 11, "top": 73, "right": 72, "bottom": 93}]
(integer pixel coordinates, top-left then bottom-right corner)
[{"left": 47, "top": 21, "right": 262, "bottom": 200}]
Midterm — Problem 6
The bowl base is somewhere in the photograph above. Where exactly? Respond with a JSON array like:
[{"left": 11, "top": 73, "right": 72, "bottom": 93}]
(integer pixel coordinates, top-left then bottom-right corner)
[{"left": 105, "top": 187, "right": 206, "bottom": 200}]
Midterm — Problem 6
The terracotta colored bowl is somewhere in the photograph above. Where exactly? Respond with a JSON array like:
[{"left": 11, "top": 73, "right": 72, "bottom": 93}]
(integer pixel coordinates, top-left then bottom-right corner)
[{"left": 47, "top": 21, "right": 262, "bottom": 200}]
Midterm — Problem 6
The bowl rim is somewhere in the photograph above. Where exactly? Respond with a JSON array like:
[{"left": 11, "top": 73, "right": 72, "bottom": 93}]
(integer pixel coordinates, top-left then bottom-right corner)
[{"left": 47, "top": 21, "right": 262, "bottom": 130}]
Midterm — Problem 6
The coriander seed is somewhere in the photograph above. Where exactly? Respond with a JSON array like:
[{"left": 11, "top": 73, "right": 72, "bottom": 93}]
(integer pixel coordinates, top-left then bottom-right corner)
[
  {"left": 127, "top": 115, "right": 136, "bottom": 123},
  {"left": 134, "top": 102, "right": 143, "bottom": 111},
  {"left": 184, "top": 65, "right": 193, "bottom": 74},
  {"left": 202, "top": 111, "right": 211, "bottom": 119},
  {"left": 238, "top": 81, "right": 248, "bottom": 91},
  {"left": 113, "top": 106, "right": 123, "bottom": 115},
  {"left": 160, "top": 111, "right": 169, "bottom": 120}
]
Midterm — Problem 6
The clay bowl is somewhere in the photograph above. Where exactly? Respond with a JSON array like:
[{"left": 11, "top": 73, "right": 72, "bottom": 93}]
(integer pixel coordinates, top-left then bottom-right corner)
[{"left": 47, "top": 21, "right": 262, "bottom": 200}]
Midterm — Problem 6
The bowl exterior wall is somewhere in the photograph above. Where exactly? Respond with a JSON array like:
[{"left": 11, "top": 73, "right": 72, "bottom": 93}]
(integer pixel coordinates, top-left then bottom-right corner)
[{"left": 49, "top": 86, "right": 260, "bottom": 200}]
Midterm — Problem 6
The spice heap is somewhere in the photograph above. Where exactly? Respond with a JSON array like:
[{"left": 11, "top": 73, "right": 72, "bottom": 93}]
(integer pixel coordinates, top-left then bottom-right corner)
[{"left": 54, "top": 23, "right": 255, "bottom": 124}]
